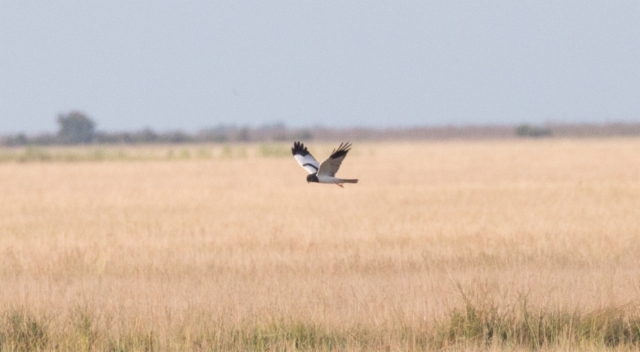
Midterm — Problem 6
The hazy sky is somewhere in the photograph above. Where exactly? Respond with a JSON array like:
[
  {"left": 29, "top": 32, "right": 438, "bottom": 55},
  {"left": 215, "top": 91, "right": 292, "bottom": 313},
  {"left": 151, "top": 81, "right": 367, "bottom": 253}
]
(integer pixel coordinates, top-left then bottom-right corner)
[{"left": 1, "top": 1, "right": 639, "bottom": 134}]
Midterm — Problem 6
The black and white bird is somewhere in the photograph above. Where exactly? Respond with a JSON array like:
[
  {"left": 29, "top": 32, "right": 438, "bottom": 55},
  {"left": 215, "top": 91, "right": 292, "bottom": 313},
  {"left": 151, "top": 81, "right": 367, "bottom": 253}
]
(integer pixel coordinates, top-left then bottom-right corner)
[{"left": 291, "top": 141, "right": 359, "bottom": 188}]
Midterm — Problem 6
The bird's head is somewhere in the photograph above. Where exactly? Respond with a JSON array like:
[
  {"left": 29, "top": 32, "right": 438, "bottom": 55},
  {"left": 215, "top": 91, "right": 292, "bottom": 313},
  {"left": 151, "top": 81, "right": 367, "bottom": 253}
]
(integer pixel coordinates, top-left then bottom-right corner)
[{"left": 306, "top": 174, "right": 319, "bottom": 183}]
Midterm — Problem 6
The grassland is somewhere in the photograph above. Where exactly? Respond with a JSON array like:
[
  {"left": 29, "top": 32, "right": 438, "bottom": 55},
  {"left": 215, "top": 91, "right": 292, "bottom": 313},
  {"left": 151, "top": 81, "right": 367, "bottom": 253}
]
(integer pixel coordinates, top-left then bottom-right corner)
[{"left": 0, "top": 139, "right": 639, "bottom": 351}]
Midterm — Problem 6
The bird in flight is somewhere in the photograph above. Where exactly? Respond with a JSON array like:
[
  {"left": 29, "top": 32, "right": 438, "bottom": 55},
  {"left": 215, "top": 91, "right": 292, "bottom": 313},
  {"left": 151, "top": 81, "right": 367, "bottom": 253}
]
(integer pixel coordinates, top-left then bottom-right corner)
[{"left": 292, "top": 141, "right": 359, "bottom": 188}]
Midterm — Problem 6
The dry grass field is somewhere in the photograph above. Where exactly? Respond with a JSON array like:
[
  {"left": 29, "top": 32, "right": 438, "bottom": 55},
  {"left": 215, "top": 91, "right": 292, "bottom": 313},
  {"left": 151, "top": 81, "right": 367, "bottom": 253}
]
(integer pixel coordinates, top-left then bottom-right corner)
[{"left": 1, "top": 139, "right": 640, "bottom": 351}]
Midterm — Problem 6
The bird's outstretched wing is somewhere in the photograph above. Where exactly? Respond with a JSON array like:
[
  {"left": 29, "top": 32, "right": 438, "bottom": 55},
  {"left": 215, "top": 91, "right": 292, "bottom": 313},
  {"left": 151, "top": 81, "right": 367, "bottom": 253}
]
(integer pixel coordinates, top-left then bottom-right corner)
[
  {"left": 292, "top": 141, "right": 320, "bottom": 174},
  {"left": 317, "top": 142, "right": 352, "bottom": 177}
]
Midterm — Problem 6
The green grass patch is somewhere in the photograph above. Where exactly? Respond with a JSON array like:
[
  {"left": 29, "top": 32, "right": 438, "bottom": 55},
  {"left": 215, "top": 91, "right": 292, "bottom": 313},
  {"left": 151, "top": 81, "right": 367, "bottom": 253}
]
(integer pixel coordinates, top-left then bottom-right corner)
[
  {"left": 0, "top": 305, "right": 639, "bottom": 351},
  {"left": 432, "top": 284, "right": 640, "bottom": 350},
  {"left": 0, "top": 144, "right": 297, "bottom": 163},
  {"left": 259, "top": 144, "right": 290, "bottom": 157},
  {"left": 0, "top": 146, "right": 229, "bottom": 163},
  {"left": 0, "top": 309, "right": 49, "bottom": 351}
]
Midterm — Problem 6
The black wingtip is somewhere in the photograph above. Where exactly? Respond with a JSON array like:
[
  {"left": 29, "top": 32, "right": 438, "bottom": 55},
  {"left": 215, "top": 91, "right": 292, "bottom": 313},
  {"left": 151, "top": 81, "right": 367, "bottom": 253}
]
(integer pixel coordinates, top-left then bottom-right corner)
[
  {"left": 292, "top": 141, "right": 310, "bottom": 156},
  {"left": 330, "top": 142, "right": 352, "bottom": 159}
]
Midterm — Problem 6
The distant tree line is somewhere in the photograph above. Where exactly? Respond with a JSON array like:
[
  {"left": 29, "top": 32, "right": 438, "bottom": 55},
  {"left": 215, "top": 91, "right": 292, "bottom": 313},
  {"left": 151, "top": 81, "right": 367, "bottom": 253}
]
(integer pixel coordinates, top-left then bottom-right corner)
[
  {"left": 2, "top": 111, "right": 640, "bottom": 147},
  {"left": 1, "top": 111, "right": 313, "bottom": 146},
  {"left": 514, "top": 124, "right": 552, "bottom": 137}
]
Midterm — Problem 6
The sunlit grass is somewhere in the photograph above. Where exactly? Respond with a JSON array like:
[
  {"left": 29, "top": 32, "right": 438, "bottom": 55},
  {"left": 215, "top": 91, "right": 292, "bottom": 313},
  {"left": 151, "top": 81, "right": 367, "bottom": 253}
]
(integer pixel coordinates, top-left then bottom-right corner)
[{"left": 1, "top": 139, "right": 640, "bottom": 350}]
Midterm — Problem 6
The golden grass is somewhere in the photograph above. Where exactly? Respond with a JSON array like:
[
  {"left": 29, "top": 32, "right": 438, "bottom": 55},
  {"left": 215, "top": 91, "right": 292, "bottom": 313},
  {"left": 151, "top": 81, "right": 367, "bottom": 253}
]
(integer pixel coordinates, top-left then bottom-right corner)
[{"left": 1, "top": 139, "right": 640, "bottom": 350}]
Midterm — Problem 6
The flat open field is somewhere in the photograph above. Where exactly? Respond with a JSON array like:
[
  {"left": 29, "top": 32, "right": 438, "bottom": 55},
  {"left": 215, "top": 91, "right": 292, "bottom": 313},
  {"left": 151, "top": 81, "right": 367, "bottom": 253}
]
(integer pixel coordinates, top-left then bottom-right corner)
[{"left": 1, "top": 139, "right": 639, "bottom": 351}]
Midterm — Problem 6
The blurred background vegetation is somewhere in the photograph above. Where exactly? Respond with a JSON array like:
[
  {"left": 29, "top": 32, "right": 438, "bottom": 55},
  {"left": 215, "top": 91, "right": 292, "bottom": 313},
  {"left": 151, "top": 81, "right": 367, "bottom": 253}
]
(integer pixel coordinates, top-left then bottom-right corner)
[{"left": 3, "top": 111, "right": 640, "bottom": 148}]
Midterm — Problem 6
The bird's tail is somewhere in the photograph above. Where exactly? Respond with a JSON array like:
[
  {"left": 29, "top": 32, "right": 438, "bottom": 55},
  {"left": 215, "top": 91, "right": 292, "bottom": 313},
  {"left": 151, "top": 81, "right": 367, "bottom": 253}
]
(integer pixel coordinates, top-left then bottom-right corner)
[{"left": 337, "top": 178, "right": 358, "bottom": 184}]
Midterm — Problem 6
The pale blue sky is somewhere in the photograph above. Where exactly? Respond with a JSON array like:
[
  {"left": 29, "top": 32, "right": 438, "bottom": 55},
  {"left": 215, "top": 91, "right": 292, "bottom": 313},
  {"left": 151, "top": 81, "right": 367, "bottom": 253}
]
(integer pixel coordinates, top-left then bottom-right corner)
[{"left": 1, "top": 1, "right": 639, "bottom": 134}]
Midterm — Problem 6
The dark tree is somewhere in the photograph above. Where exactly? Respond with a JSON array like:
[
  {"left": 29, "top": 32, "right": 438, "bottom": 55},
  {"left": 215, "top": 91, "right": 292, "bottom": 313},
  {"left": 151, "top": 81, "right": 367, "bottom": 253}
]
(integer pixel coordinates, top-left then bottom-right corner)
[
  {"left": 138, "top": 128, "right": 158, "bottom": 143},
  {"left": 235, "top": 127, "right": 250, "bottom": 142},
  {"left": 57, "top": 111, "right": 96, "bottom": 144},
  {"left": 515, "top": 124, "right": 552, "bottom": 138},
  {"left": 7, "top": 133, "right": 28, "bottom": 146}
]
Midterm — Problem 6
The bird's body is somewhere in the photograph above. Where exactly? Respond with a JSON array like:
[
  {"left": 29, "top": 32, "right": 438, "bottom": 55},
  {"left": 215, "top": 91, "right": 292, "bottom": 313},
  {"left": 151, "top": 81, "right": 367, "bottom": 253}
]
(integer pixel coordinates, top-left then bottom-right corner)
[
  {"left": 292, "top": 141, "right": 358, "bottom": 187},
  {"left": 312, "top": 174, "right": 358, "bottom": 185}
]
